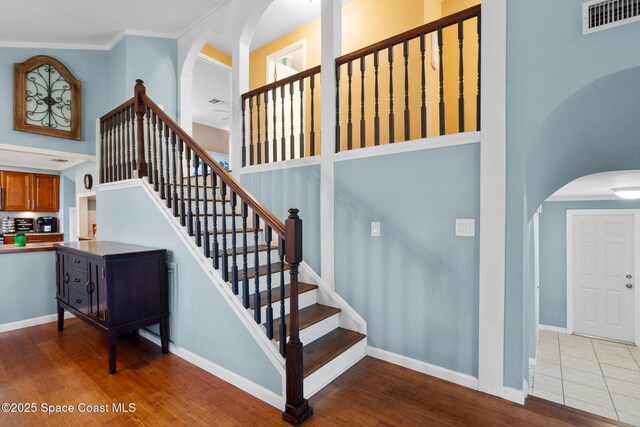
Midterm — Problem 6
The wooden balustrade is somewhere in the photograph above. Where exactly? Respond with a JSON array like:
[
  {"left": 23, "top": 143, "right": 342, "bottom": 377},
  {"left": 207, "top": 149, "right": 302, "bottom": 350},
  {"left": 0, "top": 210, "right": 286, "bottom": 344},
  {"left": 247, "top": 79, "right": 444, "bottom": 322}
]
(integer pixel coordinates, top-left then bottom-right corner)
[
  {"left": 335, "top": 5, "right": 481, "bottom": 151},
  {"left": 241, "top": 66, "right": 321, "bottom": 167},
  {"left": 99, "top": 80, "right": 311, "bottom": 425}
]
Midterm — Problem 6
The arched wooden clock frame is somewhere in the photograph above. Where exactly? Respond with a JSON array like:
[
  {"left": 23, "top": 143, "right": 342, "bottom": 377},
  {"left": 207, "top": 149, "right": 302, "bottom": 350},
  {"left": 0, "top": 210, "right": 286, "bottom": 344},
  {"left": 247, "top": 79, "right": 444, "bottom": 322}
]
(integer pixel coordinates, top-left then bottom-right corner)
[{"left": 14, "top": 55, "right": 82, "bottom": 140}]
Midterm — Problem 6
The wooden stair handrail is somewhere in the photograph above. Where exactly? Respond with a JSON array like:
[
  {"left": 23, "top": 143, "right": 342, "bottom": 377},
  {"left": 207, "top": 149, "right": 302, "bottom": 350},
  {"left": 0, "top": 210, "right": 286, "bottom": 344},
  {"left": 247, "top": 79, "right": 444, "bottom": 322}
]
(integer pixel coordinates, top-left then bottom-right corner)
[
  {"left": 242, "top": 65, "right": 321, "bottom": 100},
  {"left": 99, "top": 98, "right": 134, "bottom": 122},
  {"left": 139, "top": 93, "right": 286, "bottom": 238},
  {"left": 336, "top": 4, "right": 480, "bottom": 65}
]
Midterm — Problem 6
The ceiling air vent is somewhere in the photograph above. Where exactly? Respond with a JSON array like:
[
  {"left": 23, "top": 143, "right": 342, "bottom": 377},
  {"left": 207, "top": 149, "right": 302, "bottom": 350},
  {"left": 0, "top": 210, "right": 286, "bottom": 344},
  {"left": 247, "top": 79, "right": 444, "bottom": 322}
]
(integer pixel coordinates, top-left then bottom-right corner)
[{"left": 583, "top": 0, "right": 640, "bottom": 34}]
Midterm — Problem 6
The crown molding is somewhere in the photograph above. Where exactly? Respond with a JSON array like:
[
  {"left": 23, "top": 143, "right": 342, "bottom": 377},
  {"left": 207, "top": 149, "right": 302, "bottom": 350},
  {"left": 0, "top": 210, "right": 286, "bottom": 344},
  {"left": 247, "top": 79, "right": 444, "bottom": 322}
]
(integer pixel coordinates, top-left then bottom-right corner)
[{"left": 0, "top": 40, "right": 112, "bottom": 51}]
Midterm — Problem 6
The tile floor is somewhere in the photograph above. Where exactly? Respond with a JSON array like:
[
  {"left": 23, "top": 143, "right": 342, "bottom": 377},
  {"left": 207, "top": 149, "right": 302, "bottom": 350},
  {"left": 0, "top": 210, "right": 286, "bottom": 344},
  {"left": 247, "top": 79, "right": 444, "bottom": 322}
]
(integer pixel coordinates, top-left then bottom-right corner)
[{"left": 530, "top": 330, "right": 640, "bottom": 425}]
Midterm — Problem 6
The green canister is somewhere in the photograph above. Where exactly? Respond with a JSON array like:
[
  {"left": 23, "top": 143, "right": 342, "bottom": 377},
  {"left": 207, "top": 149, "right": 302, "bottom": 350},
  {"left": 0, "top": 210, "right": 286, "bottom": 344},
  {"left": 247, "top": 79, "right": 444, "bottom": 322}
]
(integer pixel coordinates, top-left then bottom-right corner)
[{"left": 14, "top": 234, "right": 26, "bottom": 247}]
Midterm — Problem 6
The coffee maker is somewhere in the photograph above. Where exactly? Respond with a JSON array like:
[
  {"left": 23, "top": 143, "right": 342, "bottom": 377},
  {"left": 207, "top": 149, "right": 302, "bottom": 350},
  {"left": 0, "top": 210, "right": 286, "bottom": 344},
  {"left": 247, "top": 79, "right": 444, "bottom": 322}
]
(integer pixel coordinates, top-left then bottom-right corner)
[{"left": 36, "top": 217, "right": 57, "bottom": 233}]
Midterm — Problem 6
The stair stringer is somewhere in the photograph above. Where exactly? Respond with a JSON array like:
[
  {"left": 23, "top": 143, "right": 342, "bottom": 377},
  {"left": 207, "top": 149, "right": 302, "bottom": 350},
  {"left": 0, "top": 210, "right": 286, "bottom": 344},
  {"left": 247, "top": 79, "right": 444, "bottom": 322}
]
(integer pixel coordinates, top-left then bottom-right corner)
[
  {"left": 298, "top": 263, "right": 368, "bottom": 398},
  {"left": 99, "top": 179, "right": 287, "bottom": 409}
]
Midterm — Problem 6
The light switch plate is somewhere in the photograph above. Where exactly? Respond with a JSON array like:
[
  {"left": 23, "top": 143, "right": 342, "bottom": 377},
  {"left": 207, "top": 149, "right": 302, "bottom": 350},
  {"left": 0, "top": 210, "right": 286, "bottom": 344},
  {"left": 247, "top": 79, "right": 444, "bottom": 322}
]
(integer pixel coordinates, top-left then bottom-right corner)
[
  {"left": 371, "top": 221, "right": 381, "bottom": 237},
  {"left": 455, "top": 219, "right": 475, "bottom": 237}
]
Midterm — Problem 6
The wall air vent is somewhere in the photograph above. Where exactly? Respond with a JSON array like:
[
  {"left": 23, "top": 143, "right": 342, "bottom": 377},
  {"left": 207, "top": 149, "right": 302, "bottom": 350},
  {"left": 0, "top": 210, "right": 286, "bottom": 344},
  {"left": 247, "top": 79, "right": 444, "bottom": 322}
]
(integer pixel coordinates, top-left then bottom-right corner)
[{"left": 583, "top": 0, "right": 640, "bottom": 34}]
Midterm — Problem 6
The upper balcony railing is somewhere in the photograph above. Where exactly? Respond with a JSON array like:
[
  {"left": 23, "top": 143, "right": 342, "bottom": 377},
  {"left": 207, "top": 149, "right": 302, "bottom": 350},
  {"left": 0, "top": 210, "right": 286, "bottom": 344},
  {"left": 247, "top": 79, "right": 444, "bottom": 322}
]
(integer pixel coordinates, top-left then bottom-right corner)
[{"left": 241, "top": 5, "right": 481, "bottom": 166}]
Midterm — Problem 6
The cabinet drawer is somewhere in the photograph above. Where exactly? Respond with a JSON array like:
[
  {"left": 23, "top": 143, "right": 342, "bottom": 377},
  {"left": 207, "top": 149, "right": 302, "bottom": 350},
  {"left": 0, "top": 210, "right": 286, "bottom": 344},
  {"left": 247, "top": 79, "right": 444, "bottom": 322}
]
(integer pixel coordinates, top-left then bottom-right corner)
[
  {"left": 68, "top": 253, "right": 87, "bottom": 272},
  {"left": 68, "top": 289, "right": 89, "bottom": 315},
  {"left": 68, "top": 268, "right": 88, "bottom": 292}
]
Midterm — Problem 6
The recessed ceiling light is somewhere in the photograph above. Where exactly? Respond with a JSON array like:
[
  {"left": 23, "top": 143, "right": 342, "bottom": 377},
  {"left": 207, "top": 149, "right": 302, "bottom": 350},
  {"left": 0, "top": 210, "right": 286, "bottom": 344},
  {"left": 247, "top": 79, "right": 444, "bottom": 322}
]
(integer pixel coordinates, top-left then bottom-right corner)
[
  {"left": 209, "top": 98, "right": 224, "bottom": 105},
  {"left": 612, "top": 187, "right": 640, "bottom": 199},
  {"left": 51, "top": 158, "right": 69, "bottom": 163}
]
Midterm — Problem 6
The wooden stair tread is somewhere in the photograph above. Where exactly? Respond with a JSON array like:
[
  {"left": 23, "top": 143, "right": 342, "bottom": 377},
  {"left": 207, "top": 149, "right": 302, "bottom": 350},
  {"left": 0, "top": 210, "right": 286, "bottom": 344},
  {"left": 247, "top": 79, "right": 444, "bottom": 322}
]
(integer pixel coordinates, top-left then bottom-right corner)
[
  {"left": 270, "top": 304, "right": 341, "bottom": 342},
  {"left": 237, "top": 262, "right": 290, "bottom": 281},
  {"left": 218, "top": 244, "right": 277, "bottom": 257},
  {"left": 249, "top": 282, "right": 317, "bottom": 310},
  {"left": 303, "top": 328, "right": 366, "bottom": 378}
]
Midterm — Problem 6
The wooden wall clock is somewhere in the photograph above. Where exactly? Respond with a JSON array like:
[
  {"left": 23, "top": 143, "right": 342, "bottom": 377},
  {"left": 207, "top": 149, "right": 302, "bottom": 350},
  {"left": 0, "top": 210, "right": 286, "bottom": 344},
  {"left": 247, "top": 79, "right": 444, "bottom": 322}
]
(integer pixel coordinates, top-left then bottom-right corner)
[{"left": 14, "top": 55, "right": 82, "bottom": 140}]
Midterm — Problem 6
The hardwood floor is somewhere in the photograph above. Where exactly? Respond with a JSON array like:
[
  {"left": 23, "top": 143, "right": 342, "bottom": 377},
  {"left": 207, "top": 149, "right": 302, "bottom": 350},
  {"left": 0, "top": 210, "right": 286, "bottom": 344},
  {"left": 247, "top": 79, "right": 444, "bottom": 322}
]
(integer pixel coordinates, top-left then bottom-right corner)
[{"left": 0, "top": 319, "right": 625, "bottom": 426}]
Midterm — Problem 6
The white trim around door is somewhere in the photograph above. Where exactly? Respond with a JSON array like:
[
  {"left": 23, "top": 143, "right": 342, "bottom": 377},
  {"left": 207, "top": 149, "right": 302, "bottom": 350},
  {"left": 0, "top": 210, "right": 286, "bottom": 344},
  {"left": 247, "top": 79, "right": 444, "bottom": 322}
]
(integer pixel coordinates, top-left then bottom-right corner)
[{"left": 566, "top": 209, "right": 640, "bottom": 345}]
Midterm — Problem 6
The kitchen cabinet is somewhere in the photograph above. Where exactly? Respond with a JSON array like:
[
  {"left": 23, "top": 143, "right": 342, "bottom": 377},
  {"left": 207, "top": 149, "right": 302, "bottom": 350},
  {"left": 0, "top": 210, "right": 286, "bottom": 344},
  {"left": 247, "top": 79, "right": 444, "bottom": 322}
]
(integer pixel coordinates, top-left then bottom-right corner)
[
  {"left": 56, "top": 241, "right": 169, "bottom": 374},
  {"left": 0, "top": 171, "right": 59, "bottom": 212}
]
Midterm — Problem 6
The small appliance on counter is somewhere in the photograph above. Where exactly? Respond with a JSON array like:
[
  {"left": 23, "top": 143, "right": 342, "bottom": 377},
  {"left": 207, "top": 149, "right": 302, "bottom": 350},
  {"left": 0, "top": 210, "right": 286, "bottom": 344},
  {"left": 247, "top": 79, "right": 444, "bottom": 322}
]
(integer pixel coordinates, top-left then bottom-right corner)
[
  {"left": 1, "top": 217, "right": 15, "bottom": 234},
  {"left": 14, "top": 234, "right": 26, "bottom": 247},
  {"left": 36, "top": 217, "right": 57, "bottom": 233}
]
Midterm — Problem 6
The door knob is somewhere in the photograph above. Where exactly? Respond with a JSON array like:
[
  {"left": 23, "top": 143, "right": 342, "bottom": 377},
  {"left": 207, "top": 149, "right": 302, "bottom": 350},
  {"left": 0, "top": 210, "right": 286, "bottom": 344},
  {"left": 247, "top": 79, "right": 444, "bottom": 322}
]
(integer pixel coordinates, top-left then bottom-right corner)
[
  {"left": 626, "top": 283, "right": 634, "bottom": 289},
  {"left": 627, "top": 274, "right": 633, "bottom": 279}
]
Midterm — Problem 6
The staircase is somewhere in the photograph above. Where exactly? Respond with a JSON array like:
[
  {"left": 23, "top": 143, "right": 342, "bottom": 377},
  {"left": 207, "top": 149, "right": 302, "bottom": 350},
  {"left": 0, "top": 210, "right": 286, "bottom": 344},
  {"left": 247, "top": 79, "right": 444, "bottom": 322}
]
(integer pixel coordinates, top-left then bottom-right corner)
[{"left": 99, "top": 80, "right": 366, "bottom": 425}]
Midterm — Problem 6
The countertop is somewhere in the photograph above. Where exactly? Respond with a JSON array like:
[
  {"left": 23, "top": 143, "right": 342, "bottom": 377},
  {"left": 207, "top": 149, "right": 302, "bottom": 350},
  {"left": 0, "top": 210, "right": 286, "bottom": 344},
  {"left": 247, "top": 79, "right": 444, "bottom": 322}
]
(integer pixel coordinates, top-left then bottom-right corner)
[
  {"left": 2, "top": 232, "right": 63, "bottom": 237},
  {"left": 0, "top": 243, "right": 57, "bottom": 254}
]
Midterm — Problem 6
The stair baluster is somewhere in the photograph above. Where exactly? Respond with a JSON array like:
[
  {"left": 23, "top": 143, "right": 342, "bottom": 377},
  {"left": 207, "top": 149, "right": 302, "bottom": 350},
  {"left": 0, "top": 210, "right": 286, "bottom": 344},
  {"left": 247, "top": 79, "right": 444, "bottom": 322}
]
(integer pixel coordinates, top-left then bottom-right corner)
[
  {"left": 242, "top": 202, "right": 249, "bottom": 307},
  {"left": 279, "top": 238, "right": 286, "bottom": 357},
  {"left": 272, "top": 87, "right": 277, "bottom": 162},
  {"left": 116, "top": 111, "right": 122, "bottom": 181},
  {"left": 374, "top": 50, "right": 380, "bottom": 146},
  {"left": 359, "top": 56, "right": 365, "bottom": 149},
  {"left": 347, "top": 60, "right": 353, "bottom": 150},
  {"left": 130, "top": 106, "right": 137, "bottom": 178},
  {"left": 178, "top": 138, "right": 186, "bottom": 226},
  {"left": 152, "top": 111, "right": 159, "bottom": 190},
  {"left": 438, "top": 26, "right": 445, "bottom": 136},
  {"left": 299, "top": 79, "right": 305, "bottom": 158},
  {"left": 230, "top": 192, "right": 239, "bottom": 295},
  {"left": 146, "top": 106, "right": 154, "bottom": 185},
  {"left": 388, "top": 45, "right": 395, "bottom": 143},
  {"left": 281, "top": 85, "right": 286, "bottom": 162},
  {"left": 253, "top": 212, "right": 261, "bottom": 324},
  {"left": 242, "top": 98, "right": 246, "bottom": 168},
  {"left": 203, "top": 163, "right": 210, "bottom": 259},
  {"left": 249, "top": 97, "right": 254, "bottom": 166},
  {"left": 290, "top": 82, "right": 295, "bottom": 159},
  {"left": 458, "top": 19, "right": 465, "bottom": 133},
  {"left": 194, "top": 154, "right": 202, "bottom": 247},
  {"left": 403, "top": 39, "right": 410, "bottom": 141},
  {"left": 185, "top": 146, "right": 193, "bottom": 236},
  {"left": 164, "top": 123, "right": 171, "bottom": 207},
  {"left": 158, "top": 117, "right": 165, "bottom": 199},
  {"left": 212, "top": 173, "right": 220, "bottom": 270},
  {"left": 257, "top": 93, "right": 261, "bottom": 165},
  {"left": 171, "top": 131, "right": 179, "bottom": 217},
  {"left": 420, "top": 33, "right": 427, "bottom": 138},
  {"left": 265, "top": 226, "right": 274, "bottom": 340},
  {"left": 221, "top": 182, "right": 229, "bottom": 282},
  {"left": 124, "top": 108, "right": 131, "bottom": 179}
]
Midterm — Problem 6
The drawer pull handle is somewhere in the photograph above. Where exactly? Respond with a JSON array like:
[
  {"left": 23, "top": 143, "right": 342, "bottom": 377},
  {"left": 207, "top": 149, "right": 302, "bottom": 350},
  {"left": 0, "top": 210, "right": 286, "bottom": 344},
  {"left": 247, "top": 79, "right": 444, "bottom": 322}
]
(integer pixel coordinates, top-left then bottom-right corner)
[
  {"left": 64, "top": 273, "right": 69, "bottom": 284},
  {"left": 74, "top": 278, "right": 81, "bottom": 283},
  {"left": 74, "top": 259, "right": 81, "bottom": 264},
  {"left": 74, "top": 299, "right": 82, "bottom": 304},
  {"left": 85, "top": 281, "right": 94, "bottom": 294}
]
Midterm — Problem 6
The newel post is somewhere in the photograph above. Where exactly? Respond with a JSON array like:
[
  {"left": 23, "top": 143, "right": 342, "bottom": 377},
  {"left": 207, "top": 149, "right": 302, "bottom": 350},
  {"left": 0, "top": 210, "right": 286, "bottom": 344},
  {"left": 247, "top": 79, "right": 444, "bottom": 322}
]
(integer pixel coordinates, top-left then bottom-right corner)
[
  {"left": 134, "top": 79, "right": 148, "bottom": 178},
  {"left": 282, "top": 208, "right": 313, "bottom": 425}
]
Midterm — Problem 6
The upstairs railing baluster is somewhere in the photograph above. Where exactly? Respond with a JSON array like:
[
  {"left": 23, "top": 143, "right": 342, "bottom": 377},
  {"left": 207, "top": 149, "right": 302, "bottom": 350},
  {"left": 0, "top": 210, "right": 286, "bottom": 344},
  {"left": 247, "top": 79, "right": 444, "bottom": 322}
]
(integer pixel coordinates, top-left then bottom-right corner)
[
  {"left": 272, "top": 87, "right": 278, "bottom": 163},
  {"left": 420, "top": 33, "right": 427, "bottom": 138},
  {"left": 249, "top": 97, "right": 254, "bottom": 166},
  {"left": 438, "top": 26, "right": 445, "bottom": 136},
  {"left": 458, "top": 19, "right": 465, "bottom": 133},
  {"left": 299, "top": 79, "right": 305, "bottom": 158},
  {"left": 335, "top": 63, "right": 341, "bottom": 153},
  {"left": 360, "top": 56, "right": 366, "bottom": 149},
  {"left": 347, "top": 60, "right": 353, "bottom": 150},
  {"left": 264, "top": 91, "right": 270, "bottom": 164},
  {"left": 281, "top": 85, "right": 286, "bottom": 161},
  {"left": 403, "top": 39, "right": 410, "bottom": 142},
  {"left": 290, "top": 82, "right": 295, "bottom": 159},
  {"left": 130, "top": 106, "right": 137, "bottom": 178},
  {"left": 477, "top": 12, "right": 481, "bottom": 131},
  {"left": 257, "top": 93, "right": 262, "bottom": 165},
  {"left": 116, "top": 111, "right": 122, "bottom": 181},
  {"left": 310, "top": 74, "right": 316, "bottom": 156},
  {"left": 124, "top": 108, "right": 131, "bottom": 179},
  {"left": 374, "top": 50, "right": 380, "bottom": 146},
  {"left": 388, "top": 46, "right": 395, "bottom": 143},
  {"left": 99, "top": 120, "right": 105, "bottom": 183},
  {"left": 242, "top": 99, "right": 247, "bottom": 168}
]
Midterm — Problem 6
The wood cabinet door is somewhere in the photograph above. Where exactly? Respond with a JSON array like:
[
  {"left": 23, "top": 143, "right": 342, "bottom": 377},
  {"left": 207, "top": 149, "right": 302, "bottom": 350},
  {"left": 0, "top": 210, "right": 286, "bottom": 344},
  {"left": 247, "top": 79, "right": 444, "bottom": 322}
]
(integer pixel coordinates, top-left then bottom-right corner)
[
  {"left": 87, "top": 260, "right": 107, "bottom": 325},
  {"left": 1, "top": 171, "right": 30, "bottom": 211},
  {"left": 31, "top": 174, "right": 59, "bottom": 212}
]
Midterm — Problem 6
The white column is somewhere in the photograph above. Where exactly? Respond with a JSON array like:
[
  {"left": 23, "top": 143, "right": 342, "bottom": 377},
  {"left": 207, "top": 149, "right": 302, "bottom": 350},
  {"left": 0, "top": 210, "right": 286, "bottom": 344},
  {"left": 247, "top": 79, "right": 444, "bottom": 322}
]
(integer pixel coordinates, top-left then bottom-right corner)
[
  {"left": 231, "top": 41, "right": 250, "bottom": 179},
  {"left": 478, "top": 0, "right": 508, "bottom": 398},
  {"left": 319, "top": 0, "right": 341, "bottom": 290}
]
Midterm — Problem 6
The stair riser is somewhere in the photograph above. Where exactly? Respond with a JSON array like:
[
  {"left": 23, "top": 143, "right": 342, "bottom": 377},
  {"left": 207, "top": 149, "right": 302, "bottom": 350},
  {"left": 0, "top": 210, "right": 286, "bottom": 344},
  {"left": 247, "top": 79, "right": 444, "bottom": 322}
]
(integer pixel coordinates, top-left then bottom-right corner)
[
  {"left": 281, "top": 314, "right": 340, "bottom": 347},
  {"left": 250, "top": 290, "right": 317, "bottom": 327}
]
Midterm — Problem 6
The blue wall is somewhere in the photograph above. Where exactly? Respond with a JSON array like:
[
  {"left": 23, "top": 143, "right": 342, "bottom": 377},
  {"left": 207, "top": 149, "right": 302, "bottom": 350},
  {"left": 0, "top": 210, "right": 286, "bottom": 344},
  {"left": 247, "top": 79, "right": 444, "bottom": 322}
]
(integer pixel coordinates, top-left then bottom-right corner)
[
  {"left": 0, "top": 48, "right": 109, "bottom": 155},
  {"left": 0, "top": 251, "right": 57, "bottom": 325},
  {"left": 98, "top": 185, "right": 282, "bottom": 394},
  {"left": 505, "top": 0, "right": 640, "bottom": 389},
  {"left": 335, "top": 144, "right": 480, "bottom": 377},
  {"left": 241, "top": 165, "right": 321, "bottom": 273},
  {"left": 108, "top": 36, "right": 178, "bottom": 119},
  {"left": 539, "top": 200, "right": 640, "bottom": 329}
]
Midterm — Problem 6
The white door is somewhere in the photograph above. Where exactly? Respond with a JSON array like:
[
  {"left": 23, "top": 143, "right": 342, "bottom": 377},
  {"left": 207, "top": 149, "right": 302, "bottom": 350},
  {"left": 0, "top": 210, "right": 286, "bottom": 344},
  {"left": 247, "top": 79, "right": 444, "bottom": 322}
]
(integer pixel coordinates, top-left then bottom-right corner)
[{"left": 572, "top": 213, "right": 635, "bottom": 342}]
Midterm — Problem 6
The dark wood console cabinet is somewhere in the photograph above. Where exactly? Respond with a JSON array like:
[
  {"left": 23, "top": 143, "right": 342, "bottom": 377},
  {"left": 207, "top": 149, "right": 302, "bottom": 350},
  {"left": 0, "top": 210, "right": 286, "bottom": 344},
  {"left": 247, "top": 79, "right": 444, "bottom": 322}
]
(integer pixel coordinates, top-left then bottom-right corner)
[{"left": 55, "top": 241, "right": 169, "bottom": 374}]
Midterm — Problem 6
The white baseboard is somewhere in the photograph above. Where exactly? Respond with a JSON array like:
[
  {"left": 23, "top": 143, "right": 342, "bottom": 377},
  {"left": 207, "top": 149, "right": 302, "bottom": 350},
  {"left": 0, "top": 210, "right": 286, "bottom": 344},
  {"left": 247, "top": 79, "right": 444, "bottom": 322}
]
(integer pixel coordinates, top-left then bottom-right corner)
[
  {"left": 0, "top": 312, "right": 75, "bottom": 334},
  {"left": 501, "top": 386, "right": 525, "bottom": 405},
  {"left": 529, "top": 357, "right": 537, "bottom": 366},
  {"left": 539, "top": 324, "right": 567, "bottom": 334},
  {"left": 366, "top": 346, "right": 479, "bottom": 390},
  {"left": 138, "top": 329, "right": 284, "bottom": 410}
]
